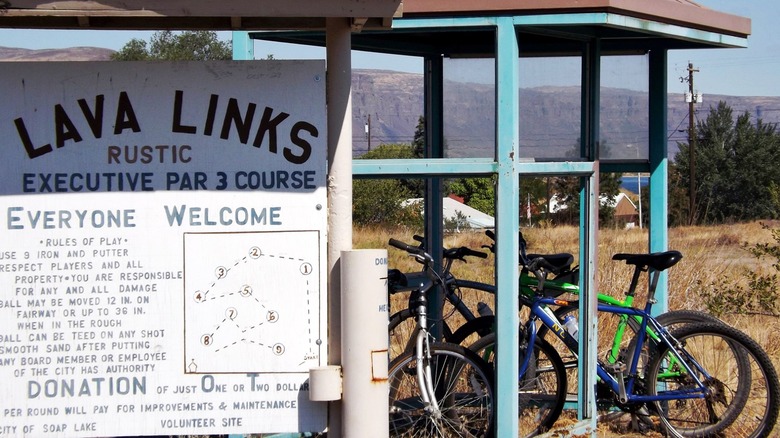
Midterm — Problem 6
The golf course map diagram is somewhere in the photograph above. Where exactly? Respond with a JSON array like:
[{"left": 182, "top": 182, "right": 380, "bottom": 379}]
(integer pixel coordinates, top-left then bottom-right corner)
[{"left": 183, "top": 230, "right": 322, "bottom": 374}]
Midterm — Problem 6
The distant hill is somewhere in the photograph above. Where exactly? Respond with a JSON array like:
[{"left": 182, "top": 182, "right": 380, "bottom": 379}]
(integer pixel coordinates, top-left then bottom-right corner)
[
  {"left": 351, "top": 69, "right": 780, "bottom": 160},
  {"left": 0, "top": 46, "right": 114, "bottom": 61},
  {"left": 2, "top": 48, "right": 778, "bottom": 160}
]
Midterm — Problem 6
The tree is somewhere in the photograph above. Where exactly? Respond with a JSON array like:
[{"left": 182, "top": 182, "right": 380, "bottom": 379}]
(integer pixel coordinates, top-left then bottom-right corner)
[
  {"left": 448, "top": 176, "right": 551, "bottom": 225},
  {"left": 412, "top": 115, "right": 425, "bottom": 158},
  {"left": 112, "top": 31, "right": 232, "bottom": 61},
  {"left": 550, "top": 173, "right": 622, "bottom": 226},
  {"left": 353, "top": 144, "right": 421, "bottom": 226},
  {"left": 111, "top": 39, "right": 149, "bottom": 61},
  {"left": 666, "top": 162, "right": 691, "bottom": 227},
  {"left": 673, "top": 101, "right": 780, "bottom": 224},
  {"left": 449, "top": 177, "right": 495, "bottom": 216},
  {"left": 599, "top": 172, "right": 623, "bottom": 227}
]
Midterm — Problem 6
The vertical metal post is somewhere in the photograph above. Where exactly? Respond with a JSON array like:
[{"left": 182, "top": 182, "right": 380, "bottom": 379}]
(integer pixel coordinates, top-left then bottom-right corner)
[
  {"left": 326, "top": 17, "right": 353, "bottom": 438},
  {"left": 231, "top": 31, "right": 254, "bottom": 60},
  {"left": 424, "top": 55, "right": 444, "bottom": 338},
  {"left": 648, "top": 49, "right": 669, "bottom": 314},
  {"left": 577, "top": 38, "right": 600, "bottom": 431},
  {"left": 494, "top": 17, "right": 520, "bottom": 437},
  {"left": 638, "top": 171, "right": 643, "bottom": 229}
]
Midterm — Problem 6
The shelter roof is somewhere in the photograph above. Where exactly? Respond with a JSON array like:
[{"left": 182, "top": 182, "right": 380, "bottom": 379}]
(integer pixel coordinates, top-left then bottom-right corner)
[
  {"left": 250, "top": 0, "right": 750, "bottom": 57},
  {"left": 0, "top": 0, "right": 402, "bottom": 30},
  {"left": 0, "top": 0, "right": 748, "bottom": 41},
  {"left": 401, "top": 0, "right": 749, "bottom": 38}
]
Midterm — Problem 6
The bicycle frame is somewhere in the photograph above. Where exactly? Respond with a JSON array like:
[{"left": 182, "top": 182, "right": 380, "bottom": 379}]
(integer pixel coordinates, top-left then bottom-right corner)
[
  {"left": 455, "top": 275, "right": 659, "bottom": 365},
  {"left": 390, "top": 255, "right": 481, "bottom": 336},
  {"left": 523, "top": 295, "right": 713, "bottom": 405},
  {"left": 517, "top": 267, "right": 674, "bottom": 366},
  {"left": 449, "top": 269, "right": 697, "bottom": 388}
]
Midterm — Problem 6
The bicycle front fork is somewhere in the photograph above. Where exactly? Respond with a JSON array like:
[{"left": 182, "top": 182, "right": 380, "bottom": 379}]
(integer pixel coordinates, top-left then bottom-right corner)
[{"left": 415, "top": 310, "right": 441, "bottom": 417}]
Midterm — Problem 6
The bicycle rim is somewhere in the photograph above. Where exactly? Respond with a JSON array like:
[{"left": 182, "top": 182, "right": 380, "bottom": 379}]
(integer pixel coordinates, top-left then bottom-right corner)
[
  {"left": 391, "top": 311, "right": 456, "bottom": 357},
  {"left": 389, "top": 342, "right": 495, "bottom": 437},
  {"left": 646, "top": 322, "right": 778, "bottom": 437}
]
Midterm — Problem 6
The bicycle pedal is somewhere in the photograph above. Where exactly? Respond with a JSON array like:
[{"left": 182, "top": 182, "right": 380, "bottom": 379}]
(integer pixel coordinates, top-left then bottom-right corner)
[
  {"left": 603, "top": 361, "right": 628, "bottom": 404},
  {"left": 603, "top": 362, "right": 626, "bottom": 374}
]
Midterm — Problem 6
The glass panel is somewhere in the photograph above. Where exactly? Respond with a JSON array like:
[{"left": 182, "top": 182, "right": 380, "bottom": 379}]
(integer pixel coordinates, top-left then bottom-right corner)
[
  {"left": 443, "top": 58, "right": 495, "bottom": 158},
  {"left": 600, "top": 55, "right": 649, "bottom": 161},
  {"left": 519, "top": 57, "right": 583, "bottom": 160},
  {"left": 352, "top": 54, "right": 424, "bottom": 157}
]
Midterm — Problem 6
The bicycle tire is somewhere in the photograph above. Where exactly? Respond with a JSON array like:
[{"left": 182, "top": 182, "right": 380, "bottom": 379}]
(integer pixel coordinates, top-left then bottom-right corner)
[
  {"left": 646, "top": 321, "right": 779, "bottom": 438},
  {"left": 448, "top": 315, "right": 495, "bottom": 347},
  {"left": 542, "top": 305, "right": 747, "bottom": 432},
  {"left": 388, "top": 309, "right": 454, "bottom": 360},
  {"left": 389, "top": 342, "right": 495, "bottom": 437},
  {"left": 622, "top": 309, "right": 731, "bottom": 373},
  {"left": 643, "top": 309, "right": 724, "bottom": 330},
  {"left": 543, "top": 306, "right": 727, "bottom": 373},
  {"left": 468, "top": 332, "right": 566, "bottom": 437}
]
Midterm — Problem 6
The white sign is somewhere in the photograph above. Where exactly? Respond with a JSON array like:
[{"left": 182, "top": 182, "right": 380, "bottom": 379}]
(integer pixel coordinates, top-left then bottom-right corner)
[{"left": 0, "top": 61, "right": 328, "bottom": 437}]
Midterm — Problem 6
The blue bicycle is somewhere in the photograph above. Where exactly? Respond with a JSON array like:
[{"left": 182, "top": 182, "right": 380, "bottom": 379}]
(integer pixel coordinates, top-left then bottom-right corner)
[{"left": 469, "top": 250, "right": 780, "bottom": 437}]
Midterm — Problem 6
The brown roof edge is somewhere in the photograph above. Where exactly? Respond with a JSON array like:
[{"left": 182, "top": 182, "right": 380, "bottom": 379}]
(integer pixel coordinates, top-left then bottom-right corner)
[{"left": 402, "top": 0, "right": 751, "bottom": 38}]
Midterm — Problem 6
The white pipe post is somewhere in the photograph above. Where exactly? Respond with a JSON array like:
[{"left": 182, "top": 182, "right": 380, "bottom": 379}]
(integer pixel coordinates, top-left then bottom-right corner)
[
  {"left": 326, "top": 17, "right": 353, "bottom": 438},
  {"left": 341, "top": 250, "right": 389, "bottom": 438}
]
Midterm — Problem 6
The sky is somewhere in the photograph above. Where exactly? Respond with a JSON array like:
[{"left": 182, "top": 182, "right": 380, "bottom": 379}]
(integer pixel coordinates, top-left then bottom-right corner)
[{"left": 0, "top": 0, "right": 777, "bottom": 96}]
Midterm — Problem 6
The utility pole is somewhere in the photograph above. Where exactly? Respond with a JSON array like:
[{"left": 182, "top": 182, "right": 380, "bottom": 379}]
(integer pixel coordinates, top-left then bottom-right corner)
[
  {"left": 364, "top": 114, "right": 371, "bottom": 151},
  {"left": 683, "top": 62, "right": 700, "bottom": 225}
]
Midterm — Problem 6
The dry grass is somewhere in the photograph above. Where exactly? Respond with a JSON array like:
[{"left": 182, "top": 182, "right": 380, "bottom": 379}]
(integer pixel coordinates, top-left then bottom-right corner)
[{"left": 358, "top": 221, "right": 780, "bottom": 437}]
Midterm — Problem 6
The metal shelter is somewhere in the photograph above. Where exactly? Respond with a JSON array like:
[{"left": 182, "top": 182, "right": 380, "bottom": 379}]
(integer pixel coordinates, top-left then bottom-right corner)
[
  {"left": 0, "top": 0, "right": 750, "bottom": 436},
  {"left": 245, "top": 0, "right": 750, "bottom": 435}
]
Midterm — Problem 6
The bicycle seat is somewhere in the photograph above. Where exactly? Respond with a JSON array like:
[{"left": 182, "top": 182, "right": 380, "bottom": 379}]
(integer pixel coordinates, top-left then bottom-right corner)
[
  {"left": 612, "top": 250, "right": 683, "bottom": 271},
  {"left": 525, "top": 253, "right": 574, "bottom": 273}
]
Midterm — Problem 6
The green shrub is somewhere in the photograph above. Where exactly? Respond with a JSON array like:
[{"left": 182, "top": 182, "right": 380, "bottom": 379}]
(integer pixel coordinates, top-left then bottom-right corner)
[{"left": 701, "top": 223, "right": 780, "bottom": 317}]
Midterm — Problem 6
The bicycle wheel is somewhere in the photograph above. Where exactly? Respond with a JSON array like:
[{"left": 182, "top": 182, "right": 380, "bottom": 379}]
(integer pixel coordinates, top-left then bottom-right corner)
[
  {"left": 622, "top": 309, "right": 732, "bottom": 375},
  {"left": 646, "top": 321, "right": 779, "bottom": 438},
  {"left": 545, "top": 307, "right": 728, "bottom": 373},
  {"left": 448, "top": 315, "right": 495, "bottom": 347},
  {"left": 389, "top": 309, "right": 454, "bottom": 361},
  {"left": 648, "top": 309, "right": 725, "bottom": 330},
  {"left": 468, "top": 332, "right": 566, "bottom": 437},
  {"left": 543, "top": 305, "right": 742, "bottom": 432},
  {"left": 389, "top": 342, "right": 495, "bottom": 437}
]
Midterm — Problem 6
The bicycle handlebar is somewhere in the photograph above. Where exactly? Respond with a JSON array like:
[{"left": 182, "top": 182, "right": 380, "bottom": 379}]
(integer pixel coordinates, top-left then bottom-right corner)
[
  {"left": 388, "top": 238, "right": 434, "bottom": 264},
  {"left": 443, "top": 246, "right": 488, "bottom": 261},
  {"left": 395, "top": 235, "right": 487, "bottom": 262},
  {"left": 389, "top": 238, "right": 419, "bottom": 253}
]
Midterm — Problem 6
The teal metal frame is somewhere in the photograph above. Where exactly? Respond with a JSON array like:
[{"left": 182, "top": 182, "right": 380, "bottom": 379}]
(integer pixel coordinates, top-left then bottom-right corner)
[
  {"left": 493, "top": 17, "right": 522, "bottom": 429},
  {"left": 231, "top": 31, "right": 254, "bottom": 60},
  {"left": 648, "top": 49, "right": 671, "bottom": 314},
  {"left": 423, "top": 54, "right": 445, "bottom": 338},
  {"left": 241, "top": 8, "right": 747, "bottom": 436},
  {"left": 353, "top": 15, "right": 603, "bottom": 436}
]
